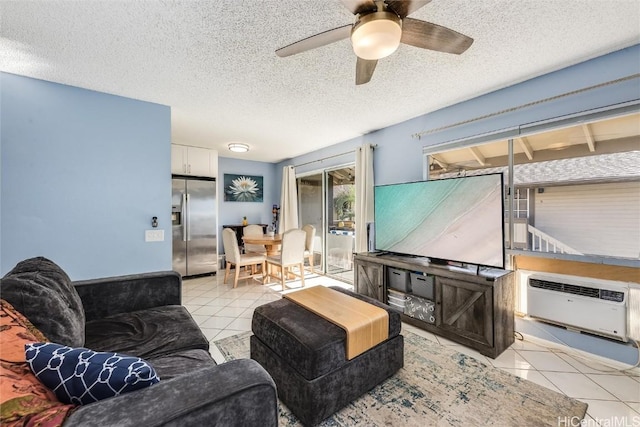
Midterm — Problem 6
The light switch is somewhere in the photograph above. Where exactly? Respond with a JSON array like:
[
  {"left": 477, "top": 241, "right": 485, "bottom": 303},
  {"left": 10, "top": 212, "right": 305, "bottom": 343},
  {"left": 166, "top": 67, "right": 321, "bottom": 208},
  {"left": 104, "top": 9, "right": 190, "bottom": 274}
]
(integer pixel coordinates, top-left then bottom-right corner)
[{"left": 145, "top": 229, "right": 164, "bottom": 242}]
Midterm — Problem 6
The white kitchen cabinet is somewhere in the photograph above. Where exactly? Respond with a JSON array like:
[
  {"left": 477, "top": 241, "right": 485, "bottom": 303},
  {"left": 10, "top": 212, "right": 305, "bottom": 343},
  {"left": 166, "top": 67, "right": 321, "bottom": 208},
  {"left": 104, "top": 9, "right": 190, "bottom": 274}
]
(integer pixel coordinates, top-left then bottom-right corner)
[
  {"left": 172, "top": 145, "right": 218, "bottom": 177},
  {"left": 171, "top": 145, "right": 187, "bottom": 174}
]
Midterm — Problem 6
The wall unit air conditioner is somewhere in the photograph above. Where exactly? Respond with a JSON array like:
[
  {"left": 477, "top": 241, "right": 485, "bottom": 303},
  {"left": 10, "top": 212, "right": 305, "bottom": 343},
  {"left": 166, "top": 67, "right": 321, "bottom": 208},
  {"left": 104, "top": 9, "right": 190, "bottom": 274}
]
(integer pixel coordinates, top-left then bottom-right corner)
[{"left": 527, "top": 272, "right": 628, "bottom": 342}]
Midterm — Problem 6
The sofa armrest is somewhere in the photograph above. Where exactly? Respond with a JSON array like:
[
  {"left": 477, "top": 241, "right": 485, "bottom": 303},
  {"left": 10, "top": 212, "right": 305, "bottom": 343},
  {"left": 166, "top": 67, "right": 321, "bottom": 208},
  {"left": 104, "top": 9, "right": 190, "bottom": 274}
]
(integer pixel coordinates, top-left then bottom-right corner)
[
  {"left": 73, "top": 271, "right": 182, "bottom": 322},
  {"left": 63, "top": 359, "right": 278, "bottom": 427}
]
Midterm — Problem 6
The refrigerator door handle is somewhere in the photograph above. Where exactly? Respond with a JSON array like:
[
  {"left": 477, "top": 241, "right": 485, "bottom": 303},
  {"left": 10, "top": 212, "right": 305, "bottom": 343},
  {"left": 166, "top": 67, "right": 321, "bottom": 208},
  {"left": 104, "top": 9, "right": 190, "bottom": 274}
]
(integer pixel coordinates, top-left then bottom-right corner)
[
  {"left": 182, "top": 193, "right": 188, "bottom": 241},
  {"left": 186, "top": 193, "right": 191, "bottom": 241}
]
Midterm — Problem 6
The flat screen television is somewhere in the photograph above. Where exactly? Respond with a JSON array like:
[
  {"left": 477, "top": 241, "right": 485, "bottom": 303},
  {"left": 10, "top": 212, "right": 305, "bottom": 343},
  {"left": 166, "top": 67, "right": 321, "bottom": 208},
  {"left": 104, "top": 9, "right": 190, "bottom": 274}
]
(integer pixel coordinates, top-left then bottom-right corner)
[{"left": 374, "top": 173, "right": 505, "bottom": 269}]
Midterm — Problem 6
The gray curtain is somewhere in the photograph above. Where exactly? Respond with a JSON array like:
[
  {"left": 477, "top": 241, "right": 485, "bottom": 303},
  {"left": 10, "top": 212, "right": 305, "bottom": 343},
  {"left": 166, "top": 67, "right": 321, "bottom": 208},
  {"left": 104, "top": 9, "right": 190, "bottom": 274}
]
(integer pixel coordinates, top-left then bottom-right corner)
[
  {"left": 355, "top": 143, "right": 374, "bottom": 253},
  {"left": 279, "top": 165, "right": 299, "bottom": 233}
]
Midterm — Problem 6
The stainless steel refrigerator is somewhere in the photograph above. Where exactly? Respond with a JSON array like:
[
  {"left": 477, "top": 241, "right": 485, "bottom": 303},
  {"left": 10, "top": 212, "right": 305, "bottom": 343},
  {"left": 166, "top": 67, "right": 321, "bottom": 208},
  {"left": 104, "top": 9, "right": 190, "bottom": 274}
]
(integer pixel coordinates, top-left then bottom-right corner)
[{"left": 172, "top": 176, "right": 217, "bottom": 277}]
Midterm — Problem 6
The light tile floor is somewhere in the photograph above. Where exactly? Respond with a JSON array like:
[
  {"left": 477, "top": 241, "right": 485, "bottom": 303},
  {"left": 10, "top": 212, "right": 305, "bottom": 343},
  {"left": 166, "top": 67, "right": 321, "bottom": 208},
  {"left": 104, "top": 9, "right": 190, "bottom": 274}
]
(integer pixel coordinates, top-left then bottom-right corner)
[{"left": 183, "top": 273, "right": 640, "bottom": 426}]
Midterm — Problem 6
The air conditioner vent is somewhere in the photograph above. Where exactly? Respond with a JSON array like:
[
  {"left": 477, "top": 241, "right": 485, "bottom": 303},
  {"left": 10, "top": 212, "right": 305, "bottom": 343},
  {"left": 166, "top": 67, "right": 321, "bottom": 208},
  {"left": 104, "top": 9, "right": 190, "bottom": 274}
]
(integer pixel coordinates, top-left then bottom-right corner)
[
  {"left": 529, "top": 278, "right": 624, "bottom": 302},
  {"left": 527, "top": 273, "right": 629, "bottom": 341}
]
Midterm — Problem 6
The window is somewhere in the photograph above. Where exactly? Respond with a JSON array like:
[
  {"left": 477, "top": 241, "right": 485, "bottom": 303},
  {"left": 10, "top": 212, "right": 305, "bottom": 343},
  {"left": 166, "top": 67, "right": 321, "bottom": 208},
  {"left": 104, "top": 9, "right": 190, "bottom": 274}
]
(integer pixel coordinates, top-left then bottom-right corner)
[{"left": 425, "top": 111, "right": 640, "bottom": 265}]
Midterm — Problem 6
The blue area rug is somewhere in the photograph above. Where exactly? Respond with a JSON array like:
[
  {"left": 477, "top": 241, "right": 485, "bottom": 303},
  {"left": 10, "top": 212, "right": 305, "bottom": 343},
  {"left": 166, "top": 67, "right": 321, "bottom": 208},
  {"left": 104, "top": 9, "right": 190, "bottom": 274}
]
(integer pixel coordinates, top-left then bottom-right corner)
[{"left": 215, "top": 330, "right": 587, "bottom": 426}]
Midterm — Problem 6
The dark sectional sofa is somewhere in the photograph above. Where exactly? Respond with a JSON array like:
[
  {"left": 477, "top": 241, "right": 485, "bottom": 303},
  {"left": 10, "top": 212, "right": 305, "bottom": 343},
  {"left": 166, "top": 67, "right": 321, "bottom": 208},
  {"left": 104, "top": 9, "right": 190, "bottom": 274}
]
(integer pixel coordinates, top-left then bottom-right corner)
[{"left": 0, "top": 257, "right": 277, "bottom": 426}]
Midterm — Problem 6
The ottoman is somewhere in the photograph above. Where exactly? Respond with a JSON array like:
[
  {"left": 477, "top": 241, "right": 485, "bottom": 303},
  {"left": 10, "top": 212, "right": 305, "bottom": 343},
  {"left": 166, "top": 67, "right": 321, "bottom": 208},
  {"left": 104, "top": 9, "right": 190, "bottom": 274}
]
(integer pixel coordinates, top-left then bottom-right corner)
[{"left": 250, "top": 286, "right": 404, "bottom": 426}]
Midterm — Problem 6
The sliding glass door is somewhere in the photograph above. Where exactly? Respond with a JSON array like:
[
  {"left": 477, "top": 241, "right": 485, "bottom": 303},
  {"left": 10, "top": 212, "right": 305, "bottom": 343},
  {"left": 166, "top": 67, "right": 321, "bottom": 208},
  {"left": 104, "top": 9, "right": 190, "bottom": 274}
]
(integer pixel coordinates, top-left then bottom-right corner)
[
  {"left": 297, "top": 165, "right": 356, "bottom": 283},
  {"left": 325, "top": 167, "right": 355, "bottom": 282},
  {"left": 297, "top": 173, "right": 323, "bottom": 273}
]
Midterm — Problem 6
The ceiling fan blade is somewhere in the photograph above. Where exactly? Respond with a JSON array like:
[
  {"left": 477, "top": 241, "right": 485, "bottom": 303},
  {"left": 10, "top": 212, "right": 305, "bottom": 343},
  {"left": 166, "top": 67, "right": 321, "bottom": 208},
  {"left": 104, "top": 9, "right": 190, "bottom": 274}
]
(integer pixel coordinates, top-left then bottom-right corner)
[
  {"left": 339, "top": 0, "right": 377, "bottom": 15},
  {"left": 387, "top": 0, "right": 432, "bottom": 18},
  {"left": 276, "top": 25, "right": 352, "bottom": 57},
  {"left": 401, "top": 18, "right": 473, "bottom": 54},
  {"left": 356, "top": 57, "right": 377, "bottom": 85}
]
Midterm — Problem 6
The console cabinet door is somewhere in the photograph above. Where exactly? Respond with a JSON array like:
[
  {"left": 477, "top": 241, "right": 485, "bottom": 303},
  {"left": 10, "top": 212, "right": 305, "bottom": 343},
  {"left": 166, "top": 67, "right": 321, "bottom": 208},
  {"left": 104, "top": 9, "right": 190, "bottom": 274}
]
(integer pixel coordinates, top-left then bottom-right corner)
[
  {"left": 437, "top": 277, "right": 493, "bottom": 347},
  {"left": 354, "top": 259, "right": 384, "bottom": 302}
]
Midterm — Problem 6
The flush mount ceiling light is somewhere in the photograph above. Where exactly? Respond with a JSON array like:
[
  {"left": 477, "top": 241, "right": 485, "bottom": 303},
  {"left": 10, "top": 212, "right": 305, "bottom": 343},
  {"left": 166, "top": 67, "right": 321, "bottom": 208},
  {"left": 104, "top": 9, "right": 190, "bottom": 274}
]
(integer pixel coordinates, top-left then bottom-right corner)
[
  {"left": 351, "top": 11, "right": 402, "bottom": 60},
  {"left": 228, "top": 143, "right": 249, "bottom": 153}
]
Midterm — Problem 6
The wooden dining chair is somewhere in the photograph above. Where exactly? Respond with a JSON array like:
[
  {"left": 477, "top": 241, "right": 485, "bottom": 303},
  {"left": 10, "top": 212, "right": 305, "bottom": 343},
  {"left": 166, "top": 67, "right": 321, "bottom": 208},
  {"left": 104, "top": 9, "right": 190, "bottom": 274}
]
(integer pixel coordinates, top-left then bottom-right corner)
[
  {"left": 222, "top": 228, "right": 266, "bottom": 288},
  {"left": 302, "top": 224, "right": 316, "bottom": 274},
  {"left": 266, "top": 229, "right": 306, "bottom": 290},
  {"left": 243, "top": 224, "right": 267, "bottom": 255}
]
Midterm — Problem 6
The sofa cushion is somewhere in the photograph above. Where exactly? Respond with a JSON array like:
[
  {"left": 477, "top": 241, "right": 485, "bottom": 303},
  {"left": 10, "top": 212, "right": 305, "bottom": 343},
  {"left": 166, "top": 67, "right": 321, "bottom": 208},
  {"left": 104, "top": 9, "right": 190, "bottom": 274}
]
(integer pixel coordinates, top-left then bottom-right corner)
[
  {"left": 26, "top": 342, "right": 160, "bottom": 405},
  {"left": 84, "top": 305, "right": 209, "bottom": 359},
  {"left": 147, "top": 349, "right": 215, "bottom": 380},
  {"left": 0, "top": 257, "right": 85, "bottom": 347},
  {"left": 0, "top": 300, "right": 76, "bottom": 426},
  {"left": 251, "top": 287, "right": 401, "bottom": 380}
]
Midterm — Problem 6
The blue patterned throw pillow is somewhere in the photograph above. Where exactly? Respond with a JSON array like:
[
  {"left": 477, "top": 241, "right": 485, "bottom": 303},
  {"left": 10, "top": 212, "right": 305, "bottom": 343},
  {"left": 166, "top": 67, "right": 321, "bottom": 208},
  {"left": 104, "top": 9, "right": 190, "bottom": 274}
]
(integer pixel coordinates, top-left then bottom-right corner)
[{"left": 25, "top": 342, "right": 160, "bottom": 405}]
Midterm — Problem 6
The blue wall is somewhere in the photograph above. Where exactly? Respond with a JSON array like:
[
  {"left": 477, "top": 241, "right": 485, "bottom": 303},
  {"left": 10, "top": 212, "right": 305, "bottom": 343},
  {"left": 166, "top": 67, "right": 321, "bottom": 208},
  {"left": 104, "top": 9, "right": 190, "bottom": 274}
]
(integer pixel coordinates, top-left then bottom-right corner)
[
  {"left": 516, "top": 318, "right": 638, "bottom": 366},
  {"left": 1, "top": 44, "right": 636, "bottom": 361},
  {"left": 218, "top": 157, "right": 277, "bottom": 254},
  {"left": 0, "top": 73, "right": 172, "bottom": 280},
  {"left": 276, "top": 44, "right": 640, "bottom": 365},
  {"left": 280, "top": 44, "right": 640, "bottom": 188},
  {"left": 277, "top": 115, "right": 427, "bottom": 186},
  {"left": 415, "top": 45, "right": 640, "bottom": 147}
]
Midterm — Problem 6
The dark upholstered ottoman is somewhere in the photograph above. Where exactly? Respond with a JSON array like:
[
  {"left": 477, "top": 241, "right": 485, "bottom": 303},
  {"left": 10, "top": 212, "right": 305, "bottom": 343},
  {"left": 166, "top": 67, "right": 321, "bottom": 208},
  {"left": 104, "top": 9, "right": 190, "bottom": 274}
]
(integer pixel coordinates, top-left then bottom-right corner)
[{"left": 250, "top": 286, "right": 404, "bottom": 426}]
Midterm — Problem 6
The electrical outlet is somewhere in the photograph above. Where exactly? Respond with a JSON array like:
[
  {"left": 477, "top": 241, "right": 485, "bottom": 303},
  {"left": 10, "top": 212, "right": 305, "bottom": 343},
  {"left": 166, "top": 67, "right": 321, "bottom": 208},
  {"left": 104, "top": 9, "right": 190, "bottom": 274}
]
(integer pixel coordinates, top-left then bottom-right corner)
[{"left": 145, "top": 229, "right": 164, "bottom": 242}]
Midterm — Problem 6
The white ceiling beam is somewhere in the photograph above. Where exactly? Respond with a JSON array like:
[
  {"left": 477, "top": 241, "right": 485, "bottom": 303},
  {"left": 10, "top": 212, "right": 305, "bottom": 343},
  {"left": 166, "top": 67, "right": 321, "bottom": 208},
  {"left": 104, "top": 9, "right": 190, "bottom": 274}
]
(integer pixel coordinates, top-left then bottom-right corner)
[
  {"left": 468, "top": 146, "right": 486, "bottom": 166},
  {"left": 582, "top": 124, "right": 596, "bottom": 152},
  {"left": 516, "top": 137, "right": 534, "bottom": 160},
  {"left": 430, "top": 155, "right": 449, "bottom": 171}
]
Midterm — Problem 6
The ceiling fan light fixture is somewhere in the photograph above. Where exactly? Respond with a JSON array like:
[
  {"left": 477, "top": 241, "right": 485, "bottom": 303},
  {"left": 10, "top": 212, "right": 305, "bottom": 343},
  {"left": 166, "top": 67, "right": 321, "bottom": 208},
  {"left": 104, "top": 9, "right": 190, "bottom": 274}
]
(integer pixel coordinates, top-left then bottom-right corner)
[
  {"left": 228, "top": 143, "right": 249, "bottom": 153},
  {"left": 351, "top": 12, "right": 402, "bottom": 61}
]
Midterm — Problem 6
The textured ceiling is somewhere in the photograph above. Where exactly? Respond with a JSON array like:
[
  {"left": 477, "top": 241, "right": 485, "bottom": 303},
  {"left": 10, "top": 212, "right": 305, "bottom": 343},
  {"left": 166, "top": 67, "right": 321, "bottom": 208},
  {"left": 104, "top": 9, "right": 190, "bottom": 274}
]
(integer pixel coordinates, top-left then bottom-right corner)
[{"left": 1, "top": 0, "right": 639, "bottom": 163}]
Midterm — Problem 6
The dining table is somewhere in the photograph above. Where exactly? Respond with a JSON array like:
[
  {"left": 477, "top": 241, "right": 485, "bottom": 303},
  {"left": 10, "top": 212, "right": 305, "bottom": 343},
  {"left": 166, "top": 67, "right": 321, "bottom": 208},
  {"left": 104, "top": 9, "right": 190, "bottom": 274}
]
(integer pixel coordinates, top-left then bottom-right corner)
[{"left": 242, "top": 234, "right": 282, "bottom": 257}]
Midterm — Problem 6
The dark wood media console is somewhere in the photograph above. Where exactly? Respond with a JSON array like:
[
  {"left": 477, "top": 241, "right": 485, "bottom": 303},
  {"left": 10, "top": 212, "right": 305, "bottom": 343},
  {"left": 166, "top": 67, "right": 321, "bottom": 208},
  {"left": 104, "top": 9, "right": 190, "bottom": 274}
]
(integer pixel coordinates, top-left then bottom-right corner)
[{"left": 354, "top": 252, "right": 515, "bottom": 358}]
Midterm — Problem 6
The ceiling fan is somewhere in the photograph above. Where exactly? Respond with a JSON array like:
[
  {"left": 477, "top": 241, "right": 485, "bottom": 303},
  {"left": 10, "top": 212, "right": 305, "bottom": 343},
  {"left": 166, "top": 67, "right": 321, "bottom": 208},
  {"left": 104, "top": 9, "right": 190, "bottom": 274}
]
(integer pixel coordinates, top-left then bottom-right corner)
[{"left": 276, "top": 0, "right": 474, "bottom": 85}]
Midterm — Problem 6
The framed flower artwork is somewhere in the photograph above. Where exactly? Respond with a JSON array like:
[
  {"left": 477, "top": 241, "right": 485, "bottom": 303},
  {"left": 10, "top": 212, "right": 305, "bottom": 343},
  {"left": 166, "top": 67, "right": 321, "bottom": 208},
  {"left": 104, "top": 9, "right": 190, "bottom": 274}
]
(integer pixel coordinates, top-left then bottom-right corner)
[{"left": 223, "top": 174, "right": 264, "bottom": 202}]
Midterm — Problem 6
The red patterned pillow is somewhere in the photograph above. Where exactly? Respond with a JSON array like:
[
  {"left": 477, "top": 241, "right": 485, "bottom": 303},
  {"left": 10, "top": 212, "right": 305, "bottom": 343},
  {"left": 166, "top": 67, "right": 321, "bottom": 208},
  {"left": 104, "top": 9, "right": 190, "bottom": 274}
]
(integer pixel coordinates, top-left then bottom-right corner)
[{"left": 0, "top": 299, "right": 76, "bottom": 426}]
